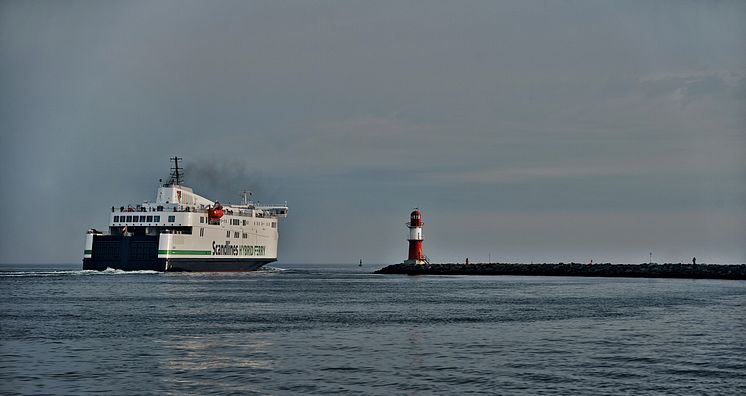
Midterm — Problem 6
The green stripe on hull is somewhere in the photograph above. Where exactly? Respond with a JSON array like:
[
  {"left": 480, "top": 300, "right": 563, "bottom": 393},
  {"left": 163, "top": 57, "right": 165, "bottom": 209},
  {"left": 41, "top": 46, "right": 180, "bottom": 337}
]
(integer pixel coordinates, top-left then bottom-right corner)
[
  {"left": 158, "top": 250, "right": 212, "bottom": 255},
  {"left": 84, "top": 250, "right": 92, "bottom": 254}
]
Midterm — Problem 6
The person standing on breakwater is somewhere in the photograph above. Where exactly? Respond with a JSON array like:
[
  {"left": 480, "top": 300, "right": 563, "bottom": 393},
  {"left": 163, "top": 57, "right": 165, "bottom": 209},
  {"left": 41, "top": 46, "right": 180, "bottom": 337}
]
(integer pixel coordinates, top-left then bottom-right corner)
[{"left": 693, "top": 257, "right": 696, "bottom": 265}]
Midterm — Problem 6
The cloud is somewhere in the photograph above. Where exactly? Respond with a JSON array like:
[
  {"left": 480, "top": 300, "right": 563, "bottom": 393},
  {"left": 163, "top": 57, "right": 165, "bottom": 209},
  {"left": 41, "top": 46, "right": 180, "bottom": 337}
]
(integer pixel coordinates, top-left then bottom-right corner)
[
  {"left": 434, "top": 164, "right": 629, "bottom": 184},
  {"left": 638, "top": 72, "right": 746, "bottom": 104}
]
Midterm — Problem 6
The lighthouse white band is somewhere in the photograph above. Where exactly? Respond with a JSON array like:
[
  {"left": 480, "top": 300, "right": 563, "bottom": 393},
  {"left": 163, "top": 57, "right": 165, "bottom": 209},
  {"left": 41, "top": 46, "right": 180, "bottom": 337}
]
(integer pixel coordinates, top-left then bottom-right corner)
[{"left": 409, "top": 226, "right": 422, "bottom": 240}]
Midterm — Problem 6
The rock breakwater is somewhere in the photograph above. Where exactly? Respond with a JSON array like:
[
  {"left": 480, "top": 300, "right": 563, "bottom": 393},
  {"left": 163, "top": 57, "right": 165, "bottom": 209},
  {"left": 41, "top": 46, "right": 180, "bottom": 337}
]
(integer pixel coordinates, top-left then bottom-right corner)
[{"left": 374, "top": 263, "right": 746, "bottom": 280}]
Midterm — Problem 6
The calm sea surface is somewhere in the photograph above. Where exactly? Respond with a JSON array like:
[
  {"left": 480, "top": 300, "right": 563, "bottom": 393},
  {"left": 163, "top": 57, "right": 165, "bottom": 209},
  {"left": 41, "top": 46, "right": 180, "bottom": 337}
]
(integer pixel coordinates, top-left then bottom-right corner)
[{"left": 1, "top": 263, "right": 745, "bottom": 395}]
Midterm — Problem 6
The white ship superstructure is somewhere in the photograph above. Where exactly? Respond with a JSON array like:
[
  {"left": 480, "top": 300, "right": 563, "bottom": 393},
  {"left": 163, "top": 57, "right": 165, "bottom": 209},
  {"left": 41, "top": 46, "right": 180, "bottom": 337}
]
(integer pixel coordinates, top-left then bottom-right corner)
[{"left": 83, "top": 158, "right": 288, "bottom": 271}]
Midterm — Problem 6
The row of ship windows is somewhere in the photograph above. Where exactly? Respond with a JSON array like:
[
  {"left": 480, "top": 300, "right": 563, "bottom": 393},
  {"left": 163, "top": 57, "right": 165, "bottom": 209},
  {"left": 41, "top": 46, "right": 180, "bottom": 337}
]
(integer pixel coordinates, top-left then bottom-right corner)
[
  {"left": 223, "top": 230, "right": 250, "bottom": 239},
  {"left": 196, "top": 228, "right": 251, "bottom": 239},
  {"left": 114, "top": 215, "right": 277, "bottom": 229},
  {"left": 113, "top": 215, "right": 175, "bottom": 223},
  {"left": 199, "top": 217, "right": 276, "bottom": 228}
]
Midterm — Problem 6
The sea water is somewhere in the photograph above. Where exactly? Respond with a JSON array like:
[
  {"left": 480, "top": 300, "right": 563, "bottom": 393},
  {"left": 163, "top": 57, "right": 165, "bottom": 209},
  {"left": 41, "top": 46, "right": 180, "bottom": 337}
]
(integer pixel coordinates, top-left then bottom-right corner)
[{"left": 1, "top": 263, "right": 744, "bottom": 395}]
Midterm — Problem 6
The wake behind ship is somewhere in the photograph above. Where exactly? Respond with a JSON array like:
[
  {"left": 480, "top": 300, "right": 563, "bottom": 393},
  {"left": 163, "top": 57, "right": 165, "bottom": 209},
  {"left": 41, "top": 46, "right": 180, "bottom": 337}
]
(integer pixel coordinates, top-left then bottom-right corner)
[{"left": 83, "top": 157, "right": 288, "bottom": 272}]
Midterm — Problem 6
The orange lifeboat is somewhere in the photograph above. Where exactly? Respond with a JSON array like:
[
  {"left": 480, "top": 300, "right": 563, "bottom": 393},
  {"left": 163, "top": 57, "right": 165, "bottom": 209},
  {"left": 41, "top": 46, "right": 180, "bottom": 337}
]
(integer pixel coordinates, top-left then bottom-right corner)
[{"left": 208, "top": 202, "right": 224, "bottom": 220}]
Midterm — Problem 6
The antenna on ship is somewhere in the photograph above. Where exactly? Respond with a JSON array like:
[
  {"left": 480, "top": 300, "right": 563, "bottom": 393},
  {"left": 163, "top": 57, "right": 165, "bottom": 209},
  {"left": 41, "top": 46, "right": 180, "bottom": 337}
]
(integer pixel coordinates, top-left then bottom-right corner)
[
  {"left": 241, "top": 190, "right": 252, "bottom": 205},
  {"left": 168, "top": 156, "right": 184, "bottom": 186}
]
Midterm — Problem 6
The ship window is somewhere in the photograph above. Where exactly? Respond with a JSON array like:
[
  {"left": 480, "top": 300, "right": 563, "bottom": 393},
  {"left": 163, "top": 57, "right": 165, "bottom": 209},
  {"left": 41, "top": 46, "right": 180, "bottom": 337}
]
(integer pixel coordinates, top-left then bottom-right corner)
[
  {"left": 200, "top": 217, "right": 204, "bottom": 224},
  {"left": 146, "top": 216, "right": 153, "bottom": 222},
  {"left": 140, "top": 216, "right": 146, "bottom": 222},
  {"left": 168, "top": 215, "right": 175, "bottom": 222},
  {"left": 200, "top": 227, "right": 204, "bottom": 237},
  {"left": 226, "top": 230, "right": 230, "bottom": 238},
  {"left": 234, "top": 231, "right": 239, "bottom": 238},
  {"left": 242, "top": 233, "right": 247, "bottom": 238},
  {"left": 271, "top": 222, "right": 276, "bottom": 228},
  {"left": 126, "top": 215, "right": 132, "bottom": 222},
  {"left": 154, "top": 215, "right": 160, "bottom": 222},
  {"left": 114, "top": 216, "right": 119, "bottom": 222}
]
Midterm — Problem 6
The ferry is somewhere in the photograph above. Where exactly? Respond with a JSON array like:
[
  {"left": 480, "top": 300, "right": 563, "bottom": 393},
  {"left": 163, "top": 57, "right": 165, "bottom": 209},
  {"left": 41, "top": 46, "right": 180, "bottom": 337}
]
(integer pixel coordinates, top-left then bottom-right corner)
[{"left": 83, "top": 157, "right": 288, "bottom": 271}]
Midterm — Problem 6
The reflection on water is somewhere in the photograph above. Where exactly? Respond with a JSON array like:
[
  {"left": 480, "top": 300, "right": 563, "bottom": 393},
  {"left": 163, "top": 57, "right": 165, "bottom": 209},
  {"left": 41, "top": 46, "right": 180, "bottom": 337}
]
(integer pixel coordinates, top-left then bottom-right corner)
[
  {"left": 1, "top": 263, "right": 745, "bottom": 394},
  {"left": 159, "top": 336, "right": 274, "bottom": 394},
  {"left": 161, "top": 337, "right": 274, "bottom": 371}
]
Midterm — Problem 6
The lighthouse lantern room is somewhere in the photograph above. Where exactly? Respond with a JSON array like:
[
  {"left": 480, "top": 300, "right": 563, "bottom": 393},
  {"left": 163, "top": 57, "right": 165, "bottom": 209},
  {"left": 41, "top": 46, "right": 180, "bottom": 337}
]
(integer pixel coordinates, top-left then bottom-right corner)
[{"left": 405, "top": 209, "right": 426, "bottom": 264}]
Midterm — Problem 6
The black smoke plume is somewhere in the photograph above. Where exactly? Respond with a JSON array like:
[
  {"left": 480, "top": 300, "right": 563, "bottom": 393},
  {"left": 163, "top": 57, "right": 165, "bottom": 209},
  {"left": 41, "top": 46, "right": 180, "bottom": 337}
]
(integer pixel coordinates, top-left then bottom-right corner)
[{"left": 183, "top": 159, "right": 275, "bottom": 204}]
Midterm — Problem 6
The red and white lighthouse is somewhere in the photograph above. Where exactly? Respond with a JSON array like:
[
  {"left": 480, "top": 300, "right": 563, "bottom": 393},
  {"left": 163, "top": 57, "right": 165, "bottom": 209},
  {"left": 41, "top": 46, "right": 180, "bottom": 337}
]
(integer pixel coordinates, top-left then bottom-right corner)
[{"left": 405, "top": 209, "right": 426, "bottom": 264}]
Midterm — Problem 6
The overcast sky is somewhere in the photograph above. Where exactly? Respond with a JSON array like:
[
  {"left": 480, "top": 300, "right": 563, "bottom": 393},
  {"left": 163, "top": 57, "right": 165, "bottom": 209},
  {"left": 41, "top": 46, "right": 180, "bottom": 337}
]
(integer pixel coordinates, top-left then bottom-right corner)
[{"left": 1, "top": 0, "right": 744, "bottom": 265}]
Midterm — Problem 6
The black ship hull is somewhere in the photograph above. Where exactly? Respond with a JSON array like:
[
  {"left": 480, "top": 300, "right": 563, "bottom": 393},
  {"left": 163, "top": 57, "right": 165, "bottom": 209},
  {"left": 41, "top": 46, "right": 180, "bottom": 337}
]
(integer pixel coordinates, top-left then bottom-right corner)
[
  {"left": 83, "top": 235, "right": 275, "bottom": 272},
  {"left": 83, "top": 257, "right": 274, "bottom": 272}
]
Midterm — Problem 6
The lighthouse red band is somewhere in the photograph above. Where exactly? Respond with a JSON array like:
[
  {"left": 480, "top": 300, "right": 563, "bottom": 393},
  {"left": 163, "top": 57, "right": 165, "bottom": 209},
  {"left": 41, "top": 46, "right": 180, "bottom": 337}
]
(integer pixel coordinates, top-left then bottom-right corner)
[{"left": 405, "top": 209, "right": 426, "bottom": 264}]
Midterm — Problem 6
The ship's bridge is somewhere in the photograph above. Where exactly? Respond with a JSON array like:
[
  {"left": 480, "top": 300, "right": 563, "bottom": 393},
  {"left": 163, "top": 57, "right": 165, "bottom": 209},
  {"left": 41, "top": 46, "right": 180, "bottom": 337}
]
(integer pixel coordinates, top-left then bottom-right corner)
[
  {"left": 107, "top": 182, "right": 288, "bottom": 236},
  {"left": 107, "top": 203, "right": 286, "bottom": 238}
]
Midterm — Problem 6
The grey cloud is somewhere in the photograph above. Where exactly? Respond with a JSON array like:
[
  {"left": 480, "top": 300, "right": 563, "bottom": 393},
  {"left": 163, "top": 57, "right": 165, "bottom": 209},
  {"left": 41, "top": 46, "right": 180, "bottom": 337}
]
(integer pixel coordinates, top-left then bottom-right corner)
[{"left": 639, "top": 72, "right": 746, "bottom": 102}]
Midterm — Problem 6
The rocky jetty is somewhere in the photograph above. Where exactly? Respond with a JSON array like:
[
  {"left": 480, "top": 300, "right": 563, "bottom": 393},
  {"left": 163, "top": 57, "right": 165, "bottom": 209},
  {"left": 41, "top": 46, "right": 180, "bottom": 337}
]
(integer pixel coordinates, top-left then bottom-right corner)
[{"left": 374, "top": 262, "right": 746, "bottom": 280}]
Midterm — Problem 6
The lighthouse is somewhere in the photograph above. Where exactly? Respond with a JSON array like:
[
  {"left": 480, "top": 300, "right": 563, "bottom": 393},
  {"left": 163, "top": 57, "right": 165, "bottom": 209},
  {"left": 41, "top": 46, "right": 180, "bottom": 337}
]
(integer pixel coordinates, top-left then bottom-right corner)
[{"left": 405, "top": 209, "right": 426, "bottom": 264}]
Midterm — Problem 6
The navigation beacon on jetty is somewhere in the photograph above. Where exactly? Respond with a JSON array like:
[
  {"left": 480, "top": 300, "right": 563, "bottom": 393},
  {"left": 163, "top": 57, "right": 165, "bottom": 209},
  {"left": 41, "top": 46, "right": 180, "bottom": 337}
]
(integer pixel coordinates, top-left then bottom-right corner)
[
  {"left": 404, "top": 209, "right": 428, "bottom": 264},
  {"left": 83, "top": 157, "right": 288, "bottom": 272}
]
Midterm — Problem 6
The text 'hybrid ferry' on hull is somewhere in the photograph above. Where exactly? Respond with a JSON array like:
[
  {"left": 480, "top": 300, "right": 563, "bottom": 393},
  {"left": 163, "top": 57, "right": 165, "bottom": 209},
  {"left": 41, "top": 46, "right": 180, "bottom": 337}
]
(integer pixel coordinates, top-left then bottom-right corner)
[{"left": 83, "top": 157, "right": 288, "bottom": 272}]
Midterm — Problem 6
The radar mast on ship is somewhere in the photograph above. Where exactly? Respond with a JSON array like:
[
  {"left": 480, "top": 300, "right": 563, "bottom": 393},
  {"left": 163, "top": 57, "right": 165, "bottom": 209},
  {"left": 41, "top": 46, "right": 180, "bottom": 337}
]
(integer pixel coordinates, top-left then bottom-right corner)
[{"left": 166, "top": 156, "right": 184, "bottom": 186}]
